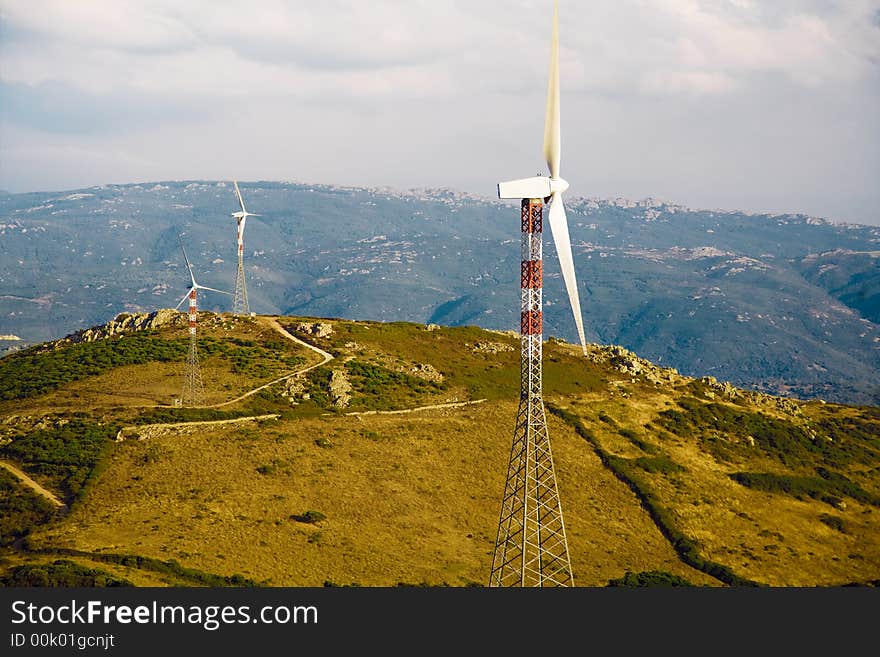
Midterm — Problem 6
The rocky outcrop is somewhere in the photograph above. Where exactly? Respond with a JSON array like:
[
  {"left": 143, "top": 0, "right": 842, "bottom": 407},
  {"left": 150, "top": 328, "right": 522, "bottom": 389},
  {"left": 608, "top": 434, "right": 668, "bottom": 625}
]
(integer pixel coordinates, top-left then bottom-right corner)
[
  {"left": 60, "top": 309, "right": 183, "bottom": 344},
  {"left": 329, "top": 369, "right": 352, "bottom": 408},
  {"left": 471, "top": 341, "right": 515, "bottom": 355},
  {"left": 587, "top": 345, "right": 681, "bottom": 386},
  {"left": 410, "top": 363, "right": 444, "bottom": 383},
  {"left": 293, "top": 322, "right": 334, "bottom": 338},
  {"left": 1, "top": 414, "right": 71, "bottom": 444},
  {"left": 281, "top": 376, "right": 309, "bottom": 403}
]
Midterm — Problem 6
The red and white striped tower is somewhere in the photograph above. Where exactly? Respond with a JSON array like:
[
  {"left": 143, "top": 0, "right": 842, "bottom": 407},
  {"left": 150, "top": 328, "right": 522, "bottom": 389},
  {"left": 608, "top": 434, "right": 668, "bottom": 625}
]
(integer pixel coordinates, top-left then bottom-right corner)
[
  {"left": 182, "top": 287, "right": 205, "bottom": 407},
  {"left": 489, "top": 198, "right": 574, "bottom": 587}
]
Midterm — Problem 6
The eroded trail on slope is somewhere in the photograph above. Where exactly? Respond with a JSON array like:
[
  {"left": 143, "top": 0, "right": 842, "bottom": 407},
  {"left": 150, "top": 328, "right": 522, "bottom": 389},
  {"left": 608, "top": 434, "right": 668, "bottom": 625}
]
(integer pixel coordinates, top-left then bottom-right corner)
[
  {"left": 205, "top": 317, "right": 334, "bottom": 409},
  {"left": 0, "top": 459, "right": 64, "bottom": 508}
]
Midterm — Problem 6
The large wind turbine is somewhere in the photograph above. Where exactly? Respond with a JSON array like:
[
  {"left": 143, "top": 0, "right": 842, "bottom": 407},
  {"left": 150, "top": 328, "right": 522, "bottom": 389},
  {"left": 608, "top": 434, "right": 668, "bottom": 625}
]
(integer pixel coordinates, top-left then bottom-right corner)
[
  {"left": 231, "top": 180, "right": 259, "bottom": 315},
  {"left": 175, "top": 236, "right": 231, "bottom": 407},
  {"left": 489, "top": 0, "right": 581, "bottom": 587},
  {"left": 497, "top": 0, "right": 587, "bottom": 356}
]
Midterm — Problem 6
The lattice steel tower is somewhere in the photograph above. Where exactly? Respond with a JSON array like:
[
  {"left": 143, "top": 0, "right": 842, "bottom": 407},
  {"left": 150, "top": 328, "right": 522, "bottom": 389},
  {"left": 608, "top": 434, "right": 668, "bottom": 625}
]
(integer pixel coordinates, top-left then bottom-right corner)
[
  {"left": 181, "top": 289, "right": 206, "bottom": 406},
  {"left": 489, "top": 199, "right": 574, "bottom": 587},
  {"left": 232, "top": 229, "right": 249, "bottom": 316}
]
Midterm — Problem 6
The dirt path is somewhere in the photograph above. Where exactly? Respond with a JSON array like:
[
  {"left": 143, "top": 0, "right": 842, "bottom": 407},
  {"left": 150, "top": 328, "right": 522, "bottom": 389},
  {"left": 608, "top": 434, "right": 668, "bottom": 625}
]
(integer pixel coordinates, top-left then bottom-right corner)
[
  {"left": 344, "top": 399, "right": 488, "bottom": 417},
  {"left": 204, "top": 318, "right": 333, "bottom": 409},
  {"left": 0, "top": 460, "right": 64, "bottom": 508},
  {"left": 115, "top": 413, "right": 281, "bottom": 442}
]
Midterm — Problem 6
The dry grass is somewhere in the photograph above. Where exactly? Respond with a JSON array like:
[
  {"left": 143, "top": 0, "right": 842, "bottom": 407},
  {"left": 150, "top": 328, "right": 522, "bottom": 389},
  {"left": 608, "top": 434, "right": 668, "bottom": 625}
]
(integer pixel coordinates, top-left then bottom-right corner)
[
  {"left": 5, "top": 315, "right": 879, "bottom": 587},
  {"left": 564, "top": 392, "right": 880, "bottom": 586},
  {"left": 32, "top": 401, "right": 715, "bottom": 586}
]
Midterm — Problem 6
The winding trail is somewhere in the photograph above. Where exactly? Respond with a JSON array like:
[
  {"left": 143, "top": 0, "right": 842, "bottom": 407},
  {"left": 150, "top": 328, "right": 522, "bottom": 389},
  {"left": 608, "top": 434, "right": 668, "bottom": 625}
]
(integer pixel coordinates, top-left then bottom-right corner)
[
  {"left": 114, "top": 413, "right": 282, "bottom": 442},
  {"left": 0, "top": 460, "right": 64, "bottom": 508},
  {"left": 204, "top": 318, "right": 333, "bottom": 409},
  {"left": 344, "top": 399, "right": 488, "bottom": 417}
]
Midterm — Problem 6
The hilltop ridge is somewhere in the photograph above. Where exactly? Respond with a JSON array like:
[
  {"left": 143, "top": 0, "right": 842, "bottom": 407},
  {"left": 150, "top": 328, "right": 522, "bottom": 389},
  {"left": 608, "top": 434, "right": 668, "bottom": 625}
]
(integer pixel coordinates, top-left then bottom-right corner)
[{"left": 0, "top": 312, "right": 877, "bottom": 587}]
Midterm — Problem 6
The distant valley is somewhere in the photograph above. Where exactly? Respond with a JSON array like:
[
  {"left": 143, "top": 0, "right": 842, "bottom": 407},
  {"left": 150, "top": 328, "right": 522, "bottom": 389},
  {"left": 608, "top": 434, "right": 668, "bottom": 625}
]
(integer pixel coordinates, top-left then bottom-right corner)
[{"left": 0, "top": 181, "right": 878, "bottom": 404}]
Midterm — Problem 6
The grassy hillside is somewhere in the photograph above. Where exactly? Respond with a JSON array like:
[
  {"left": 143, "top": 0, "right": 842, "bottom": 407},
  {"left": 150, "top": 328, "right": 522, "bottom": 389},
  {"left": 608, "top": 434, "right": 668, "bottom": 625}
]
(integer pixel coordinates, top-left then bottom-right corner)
[{"left": 0, "top": 314, "right": 877, "bottom": 587}]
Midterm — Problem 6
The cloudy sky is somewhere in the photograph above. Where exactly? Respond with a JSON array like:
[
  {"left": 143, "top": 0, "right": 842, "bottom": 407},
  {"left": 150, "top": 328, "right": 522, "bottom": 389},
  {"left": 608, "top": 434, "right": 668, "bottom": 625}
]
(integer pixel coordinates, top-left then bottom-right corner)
[{"left": 1, "top": 1, "right": 878, "bottom": 224}]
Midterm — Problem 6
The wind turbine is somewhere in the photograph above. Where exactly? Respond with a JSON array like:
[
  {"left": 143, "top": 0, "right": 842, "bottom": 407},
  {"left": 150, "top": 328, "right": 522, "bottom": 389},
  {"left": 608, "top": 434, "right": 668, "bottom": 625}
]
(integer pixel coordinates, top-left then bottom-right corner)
[
  {"left": 175, "top": 235, "right": 231, "bottom": 407},
  {"left": 497, "top": 0, "right": 587, "bottom": 356},
  {"left": 489, "top": 0, "right": 580, "bottom": 588},
  {"left": 231, "top": 180, "right": 259, "bottom": 315}
]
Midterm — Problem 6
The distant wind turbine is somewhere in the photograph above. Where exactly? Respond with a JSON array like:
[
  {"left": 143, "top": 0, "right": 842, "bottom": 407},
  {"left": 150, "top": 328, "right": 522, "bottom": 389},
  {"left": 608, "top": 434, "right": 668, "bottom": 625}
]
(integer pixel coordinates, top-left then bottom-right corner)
[
  {"left": 175, "top": 235, "right": 231, "bottom": 407},
  {"left": 231, "top": 180, "right": 260, "bottom": 315}
]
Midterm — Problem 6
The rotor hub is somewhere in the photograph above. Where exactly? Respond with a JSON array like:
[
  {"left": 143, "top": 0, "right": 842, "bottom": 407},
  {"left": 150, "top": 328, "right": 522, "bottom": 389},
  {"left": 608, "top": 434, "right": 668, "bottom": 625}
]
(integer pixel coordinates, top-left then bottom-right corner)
[{"left": 549, "top": 177, "right": 569, "bottom": 194}]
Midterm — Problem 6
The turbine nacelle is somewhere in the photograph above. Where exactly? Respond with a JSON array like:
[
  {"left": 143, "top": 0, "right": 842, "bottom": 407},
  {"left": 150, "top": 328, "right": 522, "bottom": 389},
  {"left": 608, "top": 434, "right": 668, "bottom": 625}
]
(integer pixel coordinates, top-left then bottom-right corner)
[
  {"left": 498, "top": 176, "right": 550, "bottom": 200},
  {"left": 497, "top": 176, "right": 569, "bottom": 200}
]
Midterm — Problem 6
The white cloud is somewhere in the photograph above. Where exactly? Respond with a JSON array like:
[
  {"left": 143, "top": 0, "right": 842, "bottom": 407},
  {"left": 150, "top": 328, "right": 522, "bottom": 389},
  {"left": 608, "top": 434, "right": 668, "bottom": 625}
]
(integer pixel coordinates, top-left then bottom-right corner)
[{"left": 0, "top": 0, "right": 877, "bottom": 223}]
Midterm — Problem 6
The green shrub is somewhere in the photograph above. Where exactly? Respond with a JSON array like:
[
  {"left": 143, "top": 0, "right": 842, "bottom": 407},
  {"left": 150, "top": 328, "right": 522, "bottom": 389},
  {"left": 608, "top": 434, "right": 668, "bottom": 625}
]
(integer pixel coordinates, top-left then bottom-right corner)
[
  {"left": 597, "top": 412, "right": 616, "bottom": 425},
  {"left": 729, "top": 471, "right": 879, "bottom": 507},
  {"left": 547, "top": 404, "right": 761, "bottom": 587},
  {"left": 633, "top": 456, "right": 685, "bottom": 474},
  {"left": 620, "top": 429, "right": 659, "bottom": 455},
  {"left": 0, "top": 470, "right": 57, "bottom": 547},
  {"left": 0, "top": 335, "right": 187, "bottom": 400},
  {"left": 343, "top": 360, "right": 445, "bottom": 410},
  {"left": 291, "top": 510, "right": 326, "bottom": 524},
  {"left": 0, "top": 560, "right": 132, "bottom": 587},
  {"left": 24, "top": 549, "right": 256, "bottom": 587},
  {"left": 0, "top": 421, "right": 117, "bottom": 504},
  {"left": 818, "top": 514, "right": 848, "bottom": 534},
  {"left": 607, "top": 570, "right": 695, "bottom": 587},
  {"left": 658, "top": 399, "right": 877, "bottom": 469}
]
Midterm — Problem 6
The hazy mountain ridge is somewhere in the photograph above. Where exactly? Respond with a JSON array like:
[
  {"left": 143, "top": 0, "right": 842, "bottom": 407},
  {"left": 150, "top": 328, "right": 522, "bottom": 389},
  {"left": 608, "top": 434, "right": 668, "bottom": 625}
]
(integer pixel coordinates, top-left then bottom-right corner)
[{"left": 0, "top": 181, "right": 877, "bottom": 404}]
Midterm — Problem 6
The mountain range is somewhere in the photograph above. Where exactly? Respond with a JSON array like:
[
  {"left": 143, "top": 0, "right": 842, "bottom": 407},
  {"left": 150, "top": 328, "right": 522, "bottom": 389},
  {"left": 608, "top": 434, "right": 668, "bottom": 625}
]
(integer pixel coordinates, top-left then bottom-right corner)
[{"left": 0, "top": 181, "right": 877, "bottom": 404}]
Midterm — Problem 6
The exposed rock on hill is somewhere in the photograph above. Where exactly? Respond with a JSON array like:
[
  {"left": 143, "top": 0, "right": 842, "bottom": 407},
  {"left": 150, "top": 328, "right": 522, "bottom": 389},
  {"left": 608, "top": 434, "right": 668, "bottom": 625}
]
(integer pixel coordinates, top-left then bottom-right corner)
[
  {"left": 409, "top": 363, "right": 444, "bottom": 383},
  {"left": 471, "top": 341, "right": 515, "bottom": 355},
  {"left": 293, "top": 322, "right": 334, "bottom": 338},
  {"left": 60, "top": 309, "right": 183, "bottom": 344},
  {"left": 329, "top": 369, "right": 352, "bottom": 408}
]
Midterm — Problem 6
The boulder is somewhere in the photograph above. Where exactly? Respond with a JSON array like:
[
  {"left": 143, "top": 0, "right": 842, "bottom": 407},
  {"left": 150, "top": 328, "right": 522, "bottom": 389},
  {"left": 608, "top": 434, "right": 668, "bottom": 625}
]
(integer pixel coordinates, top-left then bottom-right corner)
[
  {"left": 329, "top": 369, "right": 352, "bottom": 408},
  {"left": 294, "top": 322, "right": 334, "bottom": 338},
  {"left": 410, "top": 363, "right": 444, "bottom": 383}
]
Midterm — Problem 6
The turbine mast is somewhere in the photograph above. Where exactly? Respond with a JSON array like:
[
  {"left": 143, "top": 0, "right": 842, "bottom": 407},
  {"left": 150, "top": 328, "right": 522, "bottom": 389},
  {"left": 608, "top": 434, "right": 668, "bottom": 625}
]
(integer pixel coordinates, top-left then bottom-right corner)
[
  {"left": 489, "top": 0, "right": 575, "bottom": 587},
  {"left": 181, "top": 285, "right": 205, "bottom": 407},
  {"left": 232, "top": 180, "right": 251, "bottom": 315},
  {"left": 489, "top": 198, "right": 574, "bottom": 587}
]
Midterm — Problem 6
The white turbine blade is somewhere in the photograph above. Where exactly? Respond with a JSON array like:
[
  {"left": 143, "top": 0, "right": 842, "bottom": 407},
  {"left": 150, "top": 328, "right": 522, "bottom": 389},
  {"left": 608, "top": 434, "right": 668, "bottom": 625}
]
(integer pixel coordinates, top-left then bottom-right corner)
[
  {"left": 548, "top": 193, "right": 587, "bottom": 355},
  {"left": 543, "top": 0, "right": 561, "bottom": 179},
  {"left": 233, "top": 180, "right": 247, "bottom": 213},
  {"left": 175, "top": 290, "right": 192, "bottom": 310},
  {"left": 178, "top": 236, "right": 197, "bottom": 287},
  {"left": 196, "top": 285, "right": 233, "bottom": 296}
]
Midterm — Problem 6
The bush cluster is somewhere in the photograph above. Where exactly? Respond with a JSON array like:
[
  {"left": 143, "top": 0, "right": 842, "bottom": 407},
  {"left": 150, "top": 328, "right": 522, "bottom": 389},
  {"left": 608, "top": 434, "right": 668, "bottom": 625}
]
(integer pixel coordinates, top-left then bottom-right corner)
[
  {"left": 0, "top": 421, "right": 117, "bottom": 504},
  {"left": 548, "top": 405, "right": 761, "bottom": 587}
]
